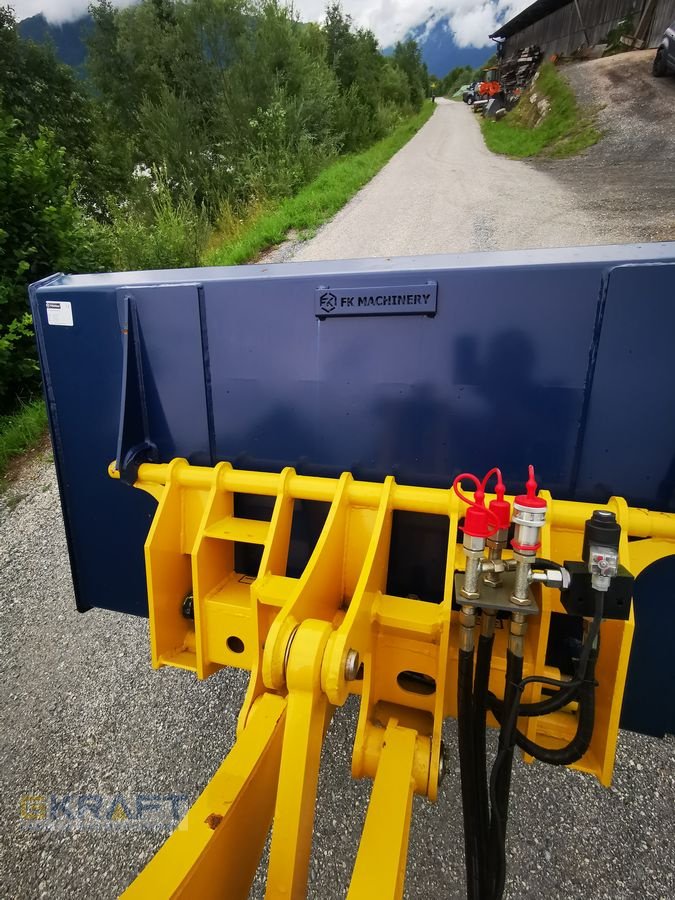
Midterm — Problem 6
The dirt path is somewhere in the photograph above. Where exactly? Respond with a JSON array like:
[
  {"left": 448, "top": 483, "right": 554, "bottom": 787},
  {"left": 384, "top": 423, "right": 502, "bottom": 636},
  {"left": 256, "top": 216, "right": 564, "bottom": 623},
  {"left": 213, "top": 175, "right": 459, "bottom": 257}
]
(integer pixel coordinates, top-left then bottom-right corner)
[{"left": 534, "top": 50, "right": 675, "bottom": 243}]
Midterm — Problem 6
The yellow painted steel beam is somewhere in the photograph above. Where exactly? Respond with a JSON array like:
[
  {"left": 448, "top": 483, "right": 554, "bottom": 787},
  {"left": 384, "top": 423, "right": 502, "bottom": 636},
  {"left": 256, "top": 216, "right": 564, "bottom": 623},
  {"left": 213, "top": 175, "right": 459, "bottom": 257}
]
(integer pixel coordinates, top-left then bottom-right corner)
[
  {"left": 266, "top": 620, "right": 334, "bottom": 900},
  {"left": 121, "top": 692, "right": 286, "bottom": 900},
  {"left": 348, "top": 721, "right": 418, "bottom": 900},
  {"left": 121, "top": 461, "right": 675, "bottom": 540}
]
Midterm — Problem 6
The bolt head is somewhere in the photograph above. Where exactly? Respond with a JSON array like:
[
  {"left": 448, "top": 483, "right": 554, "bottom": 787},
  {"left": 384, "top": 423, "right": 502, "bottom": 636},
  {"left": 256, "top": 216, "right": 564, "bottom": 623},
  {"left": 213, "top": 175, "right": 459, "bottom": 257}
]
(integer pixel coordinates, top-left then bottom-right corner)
[{"left": 344, "top": 649, "right": 360, "bottom": 681}]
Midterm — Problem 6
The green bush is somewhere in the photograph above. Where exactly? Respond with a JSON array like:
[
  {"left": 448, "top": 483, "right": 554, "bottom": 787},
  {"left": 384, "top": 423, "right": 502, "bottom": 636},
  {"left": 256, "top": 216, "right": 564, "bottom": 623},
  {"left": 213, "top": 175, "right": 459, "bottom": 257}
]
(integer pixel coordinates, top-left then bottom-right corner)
[
  {"left": 0, "top": 117, "right": 110, "bottom": 413},
  {"left": 87, "top": 1, "right": 429, "bottom": 213},
  {"left": 0, "top": 398, "right": 47, "bottom": 478},
  {"left": 102, "top": 177, "right": 210, "bottom": 271},
  {"left": 604, "top": 17, "right": 634, "bottom": 55}
]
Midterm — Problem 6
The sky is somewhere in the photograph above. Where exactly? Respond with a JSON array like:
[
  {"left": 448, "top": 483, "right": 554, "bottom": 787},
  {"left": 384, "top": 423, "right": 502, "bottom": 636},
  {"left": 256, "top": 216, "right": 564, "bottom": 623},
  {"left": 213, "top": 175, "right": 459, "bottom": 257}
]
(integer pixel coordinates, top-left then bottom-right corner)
[{"left": 11, "top": 1, "right": 533, "bottom": 48}]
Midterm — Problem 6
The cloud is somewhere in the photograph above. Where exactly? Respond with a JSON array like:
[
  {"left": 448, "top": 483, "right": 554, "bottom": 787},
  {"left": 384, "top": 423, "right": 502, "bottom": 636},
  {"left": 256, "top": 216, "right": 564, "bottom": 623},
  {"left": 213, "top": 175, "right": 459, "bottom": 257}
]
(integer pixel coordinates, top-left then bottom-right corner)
[
  {"left": 13, "top": 1, "right": 532, "bottom": 49},
  {"left": 13, "top": 1, "right": 137, "bottom": 23},
  {"left": 292, "top": 1, "right": 533, "bottom": 48}
]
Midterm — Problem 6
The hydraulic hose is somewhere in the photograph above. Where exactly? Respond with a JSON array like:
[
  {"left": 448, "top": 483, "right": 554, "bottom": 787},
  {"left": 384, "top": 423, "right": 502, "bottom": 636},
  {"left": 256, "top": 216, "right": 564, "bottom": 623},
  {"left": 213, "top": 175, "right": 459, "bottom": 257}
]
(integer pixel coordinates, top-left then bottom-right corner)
[
  {"left": 489, "top": 681, "right": 578, "bottom": 719},
  {"left": 458, "top": 646, "right": 480, "bottom": 900},
  {"left": 488, "top": 589, "right": 604, "bottom": 722},
  {"left": 473, "top": 628, "right": 495, "bottom": 891},
  {"left": 487, "top": 648, "right": 522, "bottom": 900},
  {"left": 486, "top": 591, "right": 604, "bottom": 898},
  {"left": 496, "top": 652, "right": 599, "bottom": 766},
  {"left": 492, "top": 650, "right": 523, "bottom": 828}
]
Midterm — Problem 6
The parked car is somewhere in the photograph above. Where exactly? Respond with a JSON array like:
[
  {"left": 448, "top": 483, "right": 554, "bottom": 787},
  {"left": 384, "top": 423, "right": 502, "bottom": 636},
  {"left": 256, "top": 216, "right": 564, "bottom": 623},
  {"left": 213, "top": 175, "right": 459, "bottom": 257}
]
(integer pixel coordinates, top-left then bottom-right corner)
[
  {"left": 453, "top": 83, "right": 472, "bottom": 99},
  {"left": 462, "top": 82, "right": 479, "bottom": 105},
  {"left": 653, "top": 21, "right": 675, "bottom": 76}
]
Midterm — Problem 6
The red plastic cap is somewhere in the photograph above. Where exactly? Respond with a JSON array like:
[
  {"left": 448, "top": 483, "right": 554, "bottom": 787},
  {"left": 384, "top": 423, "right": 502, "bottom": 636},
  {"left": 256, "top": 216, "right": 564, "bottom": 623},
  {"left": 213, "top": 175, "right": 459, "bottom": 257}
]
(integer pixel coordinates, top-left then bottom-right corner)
[
  {"left": 489, "top": 475, "right": 511, "bottom": 530},
  {"left": 514, "top": 464, "right": 546, "bottom": 509},
  {"left": 489, "top": 497, "right": 511, "bottom": 531},
  {"left": 463, "top": 503, "right": 491, "bottom": 539},
  {"left": 453, "top": 472, "right": 494, "bottom": 539}
]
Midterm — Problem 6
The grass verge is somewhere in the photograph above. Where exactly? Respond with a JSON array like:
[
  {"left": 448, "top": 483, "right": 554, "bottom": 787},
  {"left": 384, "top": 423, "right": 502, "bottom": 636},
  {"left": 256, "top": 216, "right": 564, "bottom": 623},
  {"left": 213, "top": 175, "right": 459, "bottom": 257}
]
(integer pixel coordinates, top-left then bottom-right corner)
[
  {"left": 480, "top": 62, "right": 601, "bottom": 159},
  {"left": 0, "top": 398, "right": 48, "bottom": 480},
  {"left": 205, "top": 102, "right": 435, "bottom": 266}
]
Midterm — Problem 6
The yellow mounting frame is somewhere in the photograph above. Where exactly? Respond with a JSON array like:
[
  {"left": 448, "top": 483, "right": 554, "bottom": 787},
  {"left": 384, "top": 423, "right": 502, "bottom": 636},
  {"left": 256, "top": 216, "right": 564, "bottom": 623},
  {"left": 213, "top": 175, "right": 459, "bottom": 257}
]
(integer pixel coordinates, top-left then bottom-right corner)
[{"left": 109, "top": 459, "right": 675, "bottom": 900}]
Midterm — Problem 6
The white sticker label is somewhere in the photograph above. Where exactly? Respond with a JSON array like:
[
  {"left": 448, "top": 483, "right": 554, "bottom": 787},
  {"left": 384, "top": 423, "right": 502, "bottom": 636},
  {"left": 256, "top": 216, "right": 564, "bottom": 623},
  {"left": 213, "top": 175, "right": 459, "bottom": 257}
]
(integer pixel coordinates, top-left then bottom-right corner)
[{"left": 46, "top": 301, "right": 74, "bottom": 327}]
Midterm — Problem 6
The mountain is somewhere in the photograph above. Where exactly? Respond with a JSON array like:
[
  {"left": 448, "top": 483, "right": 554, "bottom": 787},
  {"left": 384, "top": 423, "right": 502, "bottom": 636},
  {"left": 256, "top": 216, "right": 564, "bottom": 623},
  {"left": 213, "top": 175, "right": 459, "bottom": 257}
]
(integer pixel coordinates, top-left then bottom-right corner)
[
  {"left": 18, "top": 13, "right": 93, "bottom": 73},
  {"left": 392, "top": 16, "right": 492, "bottom": 78}
]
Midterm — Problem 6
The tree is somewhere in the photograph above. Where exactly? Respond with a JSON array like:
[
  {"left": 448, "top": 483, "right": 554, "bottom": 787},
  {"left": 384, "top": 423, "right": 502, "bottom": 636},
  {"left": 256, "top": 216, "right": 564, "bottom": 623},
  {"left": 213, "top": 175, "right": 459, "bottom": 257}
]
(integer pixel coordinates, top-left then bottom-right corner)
[
  {"left": 0, "top": 6, "right": 103, "bottom": 206},
  {"left": 392, "top": 38, "right": 428, "bottom": 109}
]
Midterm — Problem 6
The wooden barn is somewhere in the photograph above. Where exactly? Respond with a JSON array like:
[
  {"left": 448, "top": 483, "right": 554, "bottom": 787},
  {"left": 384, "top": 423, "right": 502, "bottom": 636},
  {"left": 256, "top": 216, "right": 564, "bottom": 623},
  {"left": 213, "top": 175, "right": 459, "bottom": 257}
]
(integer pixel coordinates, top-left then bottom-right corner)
[{"left": 490, "top": 0, "right": 675, "bottom": 58}]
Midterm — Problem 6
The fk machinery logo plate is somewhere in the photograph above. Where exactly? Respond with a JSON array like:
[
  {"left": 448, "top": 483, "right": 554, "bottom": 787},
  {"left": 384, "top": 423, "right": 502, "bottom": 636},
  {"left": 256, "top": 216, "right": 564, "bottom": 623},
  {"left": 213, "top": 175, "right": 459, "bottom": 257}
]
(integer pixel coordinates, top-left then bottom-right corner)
[{"left": 315, "top": 283, "right": 437, "bottom": 318}]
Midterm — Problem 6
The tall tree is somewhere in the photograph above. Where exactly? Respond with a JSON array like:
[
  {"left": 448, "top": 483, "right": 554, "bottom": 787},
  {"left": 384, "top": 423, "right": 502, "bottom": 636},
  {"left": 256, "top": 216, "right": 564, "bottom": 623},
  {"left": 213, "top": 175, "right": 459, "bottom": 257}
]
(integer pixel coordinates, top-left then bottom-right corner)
[{"left": 0, "top": 6, "right": 101, "bottom": 203}]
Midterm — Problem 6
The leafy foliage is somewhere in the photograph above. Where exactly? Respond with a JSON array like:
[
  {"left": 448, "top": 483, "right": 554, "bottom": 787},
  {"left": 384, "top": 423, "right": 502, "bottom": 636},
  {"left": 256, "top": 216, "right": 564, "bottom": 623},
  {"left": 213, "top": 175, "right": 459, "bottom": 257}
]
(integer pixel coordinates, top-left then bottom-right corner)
[
  {"left": 87, "top": 0, "right": 429, "bottom": 209},
  {"left": 0, "top": 6, "right": 116, "bottom": 208},
  {"left": 206, "top": 102, "right": 434, "bottom": 267},
  {"left": 436, "top": 64, "right": 475, "bottom": 97},
  {"left": 104, "top": 176, "right": 210, "bottom": 271},
  {"left": 0, "top": 115, "right": 109, "bottom": 412},
  {"left": 0, "top": 397, "right": 47, "bottom": 478},
  {"left": 0, "top": 0, "right": 429, "bottom": 424}
]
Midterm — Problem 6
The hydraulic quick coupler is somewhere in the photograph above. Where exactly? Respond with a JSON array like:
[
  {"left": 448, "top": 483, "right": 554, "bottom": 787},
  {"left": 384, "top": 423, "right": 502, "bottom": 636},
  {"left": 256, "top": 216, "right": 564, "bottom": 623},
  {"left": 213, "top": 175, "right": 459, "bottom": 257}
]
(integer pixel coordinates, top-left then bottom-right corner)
[{"left": 510, "top": 466, "right": 547, "bottom": 605}]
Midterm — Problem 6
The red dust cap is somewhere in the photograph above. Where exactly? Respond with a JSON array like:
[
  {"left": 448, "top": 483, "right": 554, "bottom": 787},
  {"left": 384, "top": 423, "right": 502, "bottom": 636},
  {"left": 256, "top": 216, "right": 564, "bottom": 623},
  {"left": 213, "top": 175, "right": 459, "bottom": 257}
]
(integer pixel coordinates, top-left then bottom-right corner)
[
  {"left": 463, "top": 502, "right": 491, "bottom": 539},
  {"left": 514, "top": 465, "right": 547, "bottom": 509},
  {"left": 489, "top": 478, "right": 511, "bottom": 531}
]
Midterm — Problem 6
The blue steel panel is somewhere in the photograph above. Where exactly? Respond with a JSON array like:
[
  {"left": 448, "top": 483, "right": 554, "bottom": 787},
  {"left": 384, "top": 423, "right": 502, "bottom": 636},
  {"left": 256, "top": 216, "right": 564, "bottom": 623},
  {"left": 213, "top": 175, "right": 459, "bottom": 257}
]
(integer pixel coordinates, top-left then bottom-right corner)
[
  {"left": 575, "top": 264, "right": 675, "bottom": 510},
  {"left": 203, "top": 262, "right": 598, "bottom": 493},
  {"left": 119, "top": 284, "right": 213, "bottom": 467},
  {"left": 30, "top": 245, "right": 675, "bottom": 625},
  {"left": 622, "top": 556, "right": 675, "bottom": 736},
  {"left": 31, "top": 286, "right": 156, "bottom": 615}
]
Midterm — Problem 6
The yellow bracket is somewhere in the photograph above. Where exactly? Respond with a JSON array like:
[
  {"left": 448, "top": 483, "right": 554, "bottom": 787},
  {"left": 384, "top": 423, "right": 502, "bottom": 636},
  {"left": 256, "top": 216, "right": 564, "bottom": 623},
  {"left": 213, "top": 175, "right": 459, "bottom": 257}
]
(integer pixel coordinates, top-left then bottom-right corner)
[{"left": 109, "top": 459, "right": 675, "bottom": 898}]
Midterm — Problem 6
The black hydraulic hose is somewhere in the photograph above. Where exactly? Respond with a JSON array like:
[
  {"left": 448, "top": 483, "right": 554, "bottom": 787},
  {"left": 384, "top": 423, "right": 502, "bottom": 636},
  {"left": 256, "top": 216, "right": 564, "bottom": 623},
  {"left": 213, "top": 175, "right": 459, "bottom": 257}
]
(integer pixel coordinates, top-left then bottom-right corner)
[
  {"left": 473, "top": 632, "right": 494, "bottom": 892},
  {"left": 458, "top": 646, "right": 480, "bottom": 900},
  {"left": 487, "top": 649, "right": 522, "bottom": 899},
  {"left": 503, "top": 653, "right": 599, "bottom": 765},
  {"left": 486, "top": 591, "right": 605, "bottom": 899},
  {"left": 532, "top": 558, "right": 564, "bottom": 572},
  {"left": 488, "top": 681, "right": 579, "bottom": 719},
  {"left": 494, "top": 651, "right": 522, "bottom": 829},
  {"left": 488, "top": 589, "right": 605, "bottom": 720}
]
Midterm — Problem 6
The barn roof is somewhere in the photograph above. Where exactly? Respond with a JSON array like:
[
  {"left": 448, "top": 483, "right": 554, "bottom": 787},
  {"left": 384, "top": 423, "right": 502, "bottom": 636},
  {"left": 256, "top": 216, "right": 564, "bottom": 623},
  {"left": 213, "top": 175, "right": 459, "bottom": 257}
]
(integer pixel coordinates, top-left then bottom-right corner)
[{"left": 490, "top": 0, "right": 573, "bottom": 40}]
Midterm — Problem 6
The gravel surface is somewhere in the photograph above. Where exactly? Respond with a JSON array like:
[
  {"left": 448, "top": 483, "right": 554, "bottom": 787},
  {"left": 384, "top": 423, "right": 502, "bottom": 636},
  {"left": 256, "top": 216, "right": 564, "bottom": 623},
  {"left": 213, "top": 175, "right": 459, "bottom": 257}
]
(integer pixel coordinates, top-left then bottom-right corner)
[
  {"left": 291, "top": 97, "right": 614, "bottom": 262},
  {"left": 3, "top": 71, "right": 675, "bottom": 899},
  {"left": 534, "top": 51, "right": 675, "bottom": 243}
]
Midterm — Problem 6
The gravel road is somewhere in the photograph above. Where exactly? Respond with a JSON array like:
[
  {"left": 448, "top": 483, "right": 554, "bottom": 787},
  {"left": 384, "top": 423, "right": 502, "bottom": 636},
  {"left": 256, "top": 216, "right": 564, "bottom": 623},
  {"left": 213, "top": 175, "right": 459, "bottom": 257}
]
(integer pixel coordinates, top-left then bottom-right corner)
[
  {"left": 292, "top": 97, "right": 613, "bottom": 261},
  {"left": 3, "top": 72, "right": 675, "bottom": 900}
]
